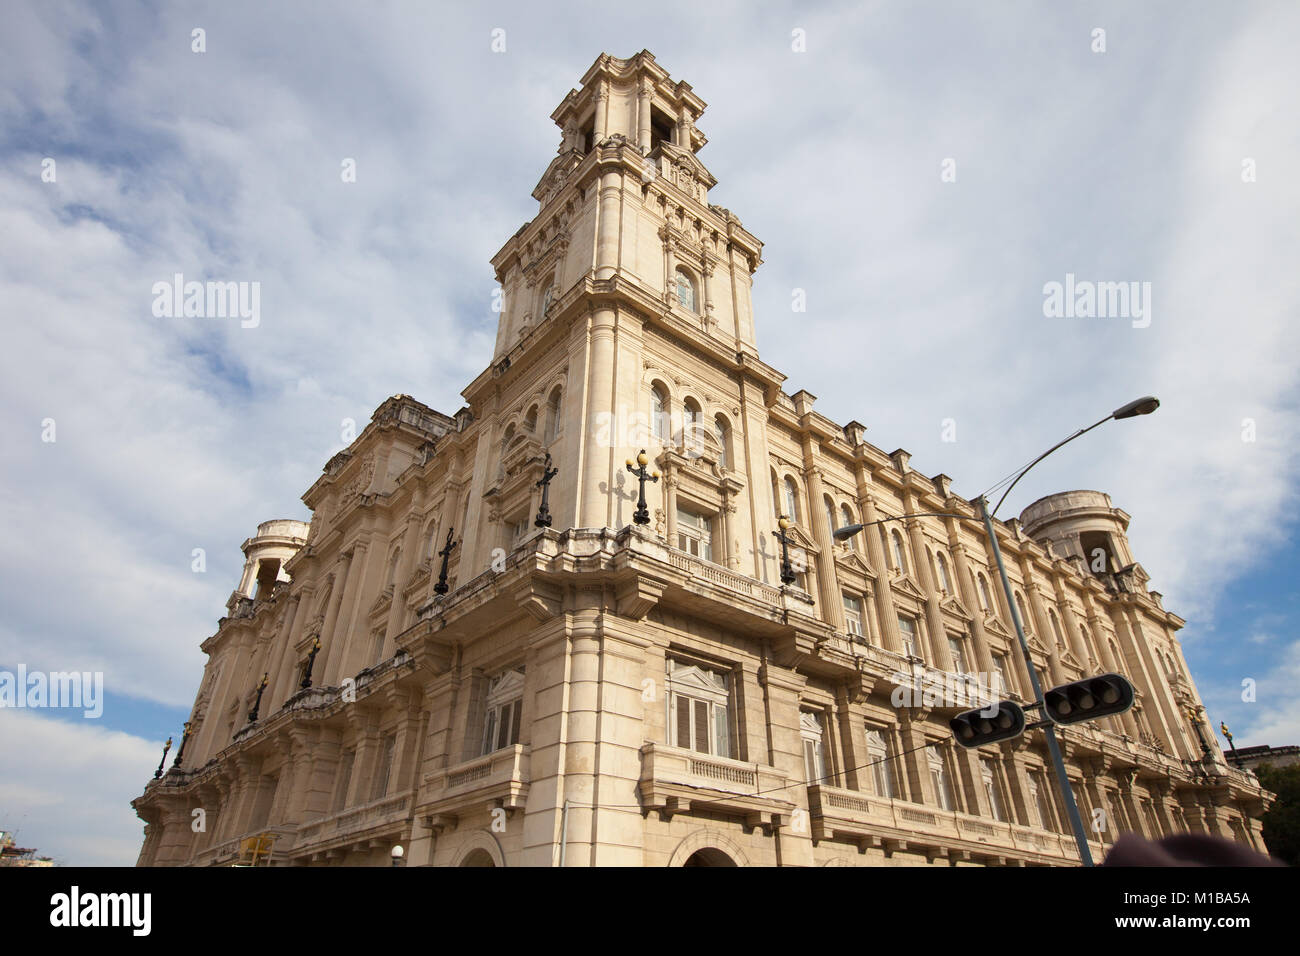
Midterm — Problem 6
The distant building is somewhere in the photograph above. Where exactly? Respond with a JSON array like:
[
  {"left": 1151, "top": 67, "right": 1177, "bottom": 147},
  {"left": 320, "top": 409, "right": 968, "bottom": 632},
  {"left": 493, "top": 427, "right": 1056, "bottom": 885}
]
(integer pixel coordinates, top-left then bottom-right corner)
[
  {"left": 133, "top": 50, "right": 1271, "bottom": 867},
  {"left": 1232, "top": 745, "right": 1300, "bottom": 772},
  {"left": 0, "top": 830, "right": 54, "bottom": 867}
]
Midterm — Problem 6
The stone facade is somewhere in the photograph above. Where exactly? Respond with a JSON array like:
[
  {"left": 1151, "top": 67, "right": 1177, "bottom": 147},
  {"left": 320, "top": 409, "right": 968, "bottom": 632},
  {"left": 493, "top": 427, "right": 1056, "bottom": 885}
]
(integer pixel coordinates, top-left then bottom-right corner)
[{"left": 132, "top": 50, "right": 1270, "bottom": 867}]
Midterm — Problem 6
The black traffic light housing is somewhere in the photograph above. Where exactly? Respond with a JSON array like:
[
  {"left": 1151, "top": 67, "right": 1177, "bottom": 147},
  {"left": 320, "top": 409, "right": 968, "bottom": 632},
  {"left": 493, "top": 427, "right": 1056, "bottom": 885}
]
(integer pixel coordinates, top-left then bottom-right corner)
[
  {"left": 949, "top": 700, "right": 1026, "bottom": 748},
  {"left": 1042, "top": 673, "right": 1135, "bottom": 725}
]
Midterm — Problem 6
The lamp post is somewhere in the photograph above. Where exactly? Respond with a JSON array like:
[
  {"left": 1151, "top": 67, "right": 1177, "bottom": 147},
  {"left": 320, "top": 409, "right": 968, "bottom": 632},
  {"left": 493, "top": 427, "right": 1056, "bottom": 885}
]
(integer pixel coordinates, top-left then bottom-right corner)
[
  {"left": 391, "top": 844, "right": 405, "bottom": 868},
  {"left": 300, "top": 636, "right": 321, "bottom": 689},
  {"left": 247, "top": 673, "right": 269, "bottom": 724},
  {"left": 534, "top": 452, "right": 559, "bottom": 528},
  {"left": 434, "top": 528, "right": 456, "bottom": 595},
  {"left": 1220, "top": 721, "right": 1242, "bottom": 768},
  {"left": 172, "top": 721, "right": 193, "bottom": 769},
  {"left": 772, "top": 515, "right": 797, "bottom": 585},
  {"left": 834, "top": 395, "right": 1159, "bottom": 867},
  {"left": 625, "top": 449, "right": 659, "bottom": 526},
  {"left": 154, "top": 736, "right": 173, "bottom": 779},
  {"left": 1187, "top": 706, "right": 1212, "bottom": 760}
]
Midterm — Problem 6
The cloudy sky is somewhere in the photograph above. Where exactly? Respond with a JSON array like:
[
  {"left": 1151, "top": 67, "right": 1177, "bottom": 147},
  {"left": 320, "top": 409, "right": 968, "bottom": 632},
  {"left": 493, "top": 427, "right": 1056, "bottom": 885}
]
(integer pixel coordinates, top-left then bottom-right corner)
[{"left": 1, "top": 0, "right": 1296, "bottom": 866}]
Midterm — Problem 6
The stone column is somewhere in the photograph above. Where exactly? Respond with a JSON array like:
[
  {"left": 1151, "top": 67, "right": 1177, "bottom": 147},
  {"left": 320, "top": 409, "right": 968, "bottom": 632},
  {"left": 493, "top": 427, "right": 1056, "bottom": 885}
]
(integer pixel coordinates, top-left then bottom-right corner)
[
  {"left": 857, "top": 487, "right": 903, "bottom": 654},
  {"left": 946, "top": 534, "right": 994, "bottom": 677},
  {"left": 579, "top": 307, "right": 617, "bottom": 528},
  {"left": 326, "top": 540, "right": 375, "bottom": 686},
  {"left": 268, "top": 593, "right": 304, "bottom": 710},
  {"left": 804, "top": 462, "right": 845, "bottom": 631},
  {"left": 314, "top": 554, "right": 353, "bottom": 686},
  {"left": 904, "top": 505, "right": 951, "bottom": 670},
  {"left": 636, "top": 78, "right": 652, "bottom": 153},
  {"left": 1019, "top": 563, "right": 1064, "bottom": 684}
]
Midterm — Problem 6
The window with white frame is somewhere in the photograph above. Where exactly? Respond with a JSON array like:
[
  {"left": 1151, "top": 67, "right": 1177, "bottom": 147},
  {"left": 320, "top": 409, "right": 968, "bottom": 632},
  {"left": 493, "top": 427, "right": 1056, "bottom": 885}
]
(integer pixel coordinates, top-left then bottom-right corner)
[
  {"left": 714, "top": 416, "right": 728, "bottom": 468},
  {"left": 651, "top": 385, "right": 671, "bottom": 442},
  {"left": 929, "top": 747, "right": 954, "bottom": 811},
  {"left": 890, "top": 529, "right": 908, "bottom": 573},
  {"left": 947, "top": 636, "right": 967, "bottom": 675},
  {"left": 333, "top": 748, "right": 355, "bottom": 812},
  {"left": 800, "top": 711, "right": 827, "bottom": 786},
  {"left": 481, "top": 667, "right": 525, "bottom": 756},
  {"left": 897, "top": 614, "right": 919, "bottom": 657},
  {"left": 992, "top": 652, "right": 1011, "bottom": 696},
  {"left": 676, "top": 507, "right": 713, "bottom": 562},
  {"left": 667, "top": 660, "right": 731, "bottom": 758},
  {"left": 866, "top": 728, "right": 894, "bottom": 799},
  {"left": 840, "top": 504, "right": 856, "bottom": 550},
  {"left": 509, "top": 513, "right": 531, "bottom": 548},
  {"left": 371, "top": 733, "right": 396, "bottom": 801},
  {"left": 935, "top": 551, "right": 952, "bottom": 594},
  {"left": 843, "top": 592, "right": 865, "bottom": 640},
  {"left": 977, "top": 572, "right": 993, "bottom": 612},
  {"left": 982, "top": 758, "right": 1004, "bottom": 821},
  {"left": 783, "top": 477, "right": 799, "bottom": 522},
  {"left": 675, "top": 268, "right": 696, "bottom": 312},
  {"left": 1030, "top": 772, "right": 1054, "bottom": 830}
]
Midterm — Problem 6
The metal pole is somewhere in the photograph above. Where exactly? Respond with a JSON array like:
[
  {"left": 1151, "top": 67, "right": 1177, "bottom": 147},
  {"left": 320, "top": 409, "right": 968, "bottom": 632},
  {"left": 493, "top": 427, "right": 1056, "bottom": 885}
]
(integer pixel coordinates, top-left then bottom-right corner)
[
  {"left": 979, "top": 495, "right": 1094, "bottom": 867},
  {"left": 559, "top": 798, "right": 569, "bottom": 868}
]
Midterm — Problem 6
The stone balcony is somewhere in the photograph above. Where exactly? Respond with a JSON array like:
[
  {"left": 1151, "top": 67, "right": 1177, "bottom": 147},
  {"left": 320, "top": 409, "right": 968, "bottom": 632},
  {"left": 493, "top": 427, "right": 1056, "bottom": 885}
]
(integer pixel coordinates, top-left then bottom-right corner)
[
  {"left": 196, "top": 824, "right": 298, "bottom": 867},
  {"left": 806, "top": 784, "right": 1103, "bottom": 866},
  {"left": 419, "top": 744, "right": 531, "bottom": 827},
  {"left": 291, "top": 792, "right": 412, "bottom": 862},
  {"left": 638, "top": 742, "right": 793, "bottom": 831}
]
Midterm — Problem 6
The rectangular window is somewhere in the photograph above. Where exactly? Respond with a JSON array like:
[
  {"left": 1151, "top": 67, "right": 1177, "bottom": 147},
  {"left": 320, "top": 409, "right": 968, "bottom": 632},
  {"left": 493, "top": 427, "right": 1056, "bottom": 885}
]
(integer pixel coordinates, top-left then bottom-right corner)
[
  {"left": 667, "top": 660, "right": 731, "bottom": 758},
  {"left": 897, "top": 615, "right": 918, "bottom": 657},
  {"left": 1030, "top": 772, "right": 1053, "bottom": 830},
  {"left": 866, "top": 728, "right": 894, "bottom": 799},
  {"left": 992, "top": 653, "right": 1010, "bottom": 696},
  {"left": 481, "top": 667, "right": 525, "bottom": 756},
  {"left": 333, "top": 749, "right": 355, "bottom": 813},
  {"left": 982, "top": 758, "right": 1004, "bottom": 821},
  {"left": 843, "top": 593, "right": 864, "bottom": 640},
  {"left": 929, "top": 747, "right": 953, "bottom": 811},
  {"left": 371, "top": 734, "right": 396, "bottom": 801},
  {"left": 801, "top": 711, "right": 827, "bottom": 786},
  {"left": 676, "top": 508, "right": 713, "bottom": 562},
  {"left": 947, "top": 637, "right": 966, "bottom": 675}
]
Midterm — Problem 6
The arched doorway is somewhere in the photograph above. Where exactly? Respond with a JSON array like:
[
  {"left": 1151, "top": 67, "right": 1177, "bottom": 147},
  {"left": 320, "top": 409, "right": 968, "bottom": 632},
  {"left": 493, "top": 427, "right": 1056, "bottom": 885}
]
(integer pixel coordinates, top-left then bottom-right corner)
[
  {"left": 682, "top": 848, "right": 737, "bottom": 867},
  {"left": 460, "top": 848, "right": 496, "bottom": 867}
]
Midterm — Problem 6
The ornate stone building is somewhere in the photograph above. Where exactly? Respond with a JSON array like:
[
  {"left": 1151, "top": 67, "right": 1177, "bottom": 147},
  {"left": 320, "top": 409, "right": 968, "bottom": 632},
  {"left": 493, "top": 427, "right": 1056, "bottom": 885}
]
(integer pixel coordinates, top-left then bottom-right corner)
[{"left": 133, "top": 51, "right": 1269, "bottom": 867}]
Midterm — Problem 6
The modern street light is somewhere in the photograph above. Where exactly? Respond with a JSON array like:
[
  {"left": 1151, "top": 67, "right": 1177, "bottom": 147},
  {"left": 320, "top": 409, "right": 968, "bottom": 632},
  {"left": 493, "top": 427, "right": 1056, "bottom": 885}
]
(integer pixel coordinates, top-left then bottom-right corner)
[
  {"left": 834, "top": 395, "right": 1159, "bottom": 867},
  {"left": 391, "top": 844, "right": 404, "bottom": 868}
]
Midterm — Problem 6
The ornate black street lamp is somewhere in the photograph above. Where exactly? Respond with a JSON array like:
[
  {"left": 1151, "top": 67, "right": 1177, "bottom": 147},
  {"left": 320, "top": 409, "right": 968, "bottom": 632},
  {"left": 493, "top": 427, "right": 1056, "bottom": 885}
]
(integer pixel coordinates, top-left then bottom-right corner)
[
  {"left": 154, "top": 736, "right": 173, "bottom": 779},
  {"left": 247, "top": 673, "right": 269, "bottom": 724},
  {"left": 535, "top": 453, "right": 559, "bottom": 528},
  {"left": 299, "top": 636, "right": 321, "bottom": 689},
  {"left": 434, "top": 528, "right": 456, "bottom": 595},
  {"left": 772, "top": 515, "right": 797, "bottom": 585},
  {"left": 171, "top": 721, "right": 193, "bottom": 768},
  {"left": 1220, "top": 721, "right": 1243, "bottom": 768},
  {"left": 625, "top": 449, "right": 659, "bottom": 525},
  {"left": 1187, "top": 706, "right": 1213, "bottom": 760}
]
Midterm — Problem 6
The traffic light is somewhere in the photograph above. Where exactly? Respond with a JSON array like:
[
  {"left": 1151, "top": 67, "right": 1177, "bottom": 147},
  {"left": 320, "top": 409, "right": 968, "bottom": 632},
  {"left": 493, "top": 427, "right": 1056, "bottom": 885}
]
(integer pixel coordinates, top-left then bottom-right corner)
[
  {"left": 1042, "top": 673, "right": 1134, "bottom": 725},
  {"left": 949, "top": 700, "right": 1026, "bottom": 748}
]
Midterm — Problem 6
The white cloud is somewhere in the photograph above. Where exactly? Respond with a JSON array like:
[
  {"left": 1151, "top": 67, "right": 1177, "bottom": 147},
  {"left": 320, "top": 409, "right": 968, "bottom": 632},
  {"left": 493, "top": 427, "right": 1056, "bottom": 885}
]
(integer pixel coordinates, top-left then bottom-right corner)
[{"left": 0, "top": 710, "right": 157, "bottom": 866}]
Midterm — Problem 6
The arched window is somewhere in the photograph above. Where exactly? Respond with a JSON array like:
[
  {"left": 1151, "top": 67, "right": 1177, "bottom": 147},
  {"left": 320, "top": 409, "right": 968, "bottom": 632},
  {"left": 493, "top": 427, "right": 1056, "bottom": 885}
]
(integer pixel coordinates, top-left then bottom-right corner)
[
  {"left": 714, "top": 415, "right": 729, "bottom": 468},
  {"left": 524, "top": 405, "right": 538, "bottom": 434},
  {"left": 1015, "top": 592, "right": 1030, "bottom": 631},
  {"left": 783, "top": 477, "right": 799, "bottom": 522},
  {"left": 385, "top": 547, "right": 402, "bottom": 589},
  {"left": 544, "top": 386, "right": 563, "bottom": 443},
  {"left": 935, "top": 552, "right": 951, "bottom": 593},
  {"left": 977, "top": 573, "right": 993, "bottom": 613},
  {"left": 890, "top": 529, "right": 908, "bottom": 573},
  {"left": 675, "top": 268, "right": 696, "bottom": 312},
  {"left": 682, "top": 398, "right": 702, "bottom": 452},
  {"left": 540, "top": 275, "right": 555, "bottom": 316},
  {"left": 841, "top": 504, "right": 856, "bottom": 550},
  {"left": 1049, "top": 609, "right": 1065, "bottom": 648},
  {"left": 424, "top": 521, "right": 440, "bottom": 562},
  {"left": 651, "top": 384, "right": 671, "bottom": 442},
  {"left": 824, "top": 496, "right": 837, "bottom": 540}
]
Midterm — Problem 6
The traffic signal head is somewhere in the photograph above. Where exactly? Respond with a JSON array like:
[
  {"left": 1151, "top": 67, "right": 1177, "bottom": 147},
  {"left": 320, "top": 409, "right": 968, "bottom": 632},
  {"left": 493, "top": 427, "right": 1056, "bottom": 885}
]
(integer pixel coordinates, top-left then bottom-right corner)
[
  {"left": 949, "top": 700, "right": 1026, "bottom": 748},
  {"left": 1043, "top": 673, "right": 1135, "bottom": 725}
]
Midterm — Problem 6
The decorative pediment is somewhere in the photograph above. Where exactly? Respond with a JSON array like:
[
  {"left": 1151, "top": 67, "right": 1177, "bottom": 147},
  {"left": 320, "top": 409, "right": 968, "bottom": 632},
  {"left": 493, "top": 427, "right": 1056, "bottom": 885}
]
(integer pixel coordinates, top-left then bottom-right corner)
[
  {"left": 486, "top": 667, "right": 526, "bottom": 706},
  {"left": 983, "top": 616, "right": 1014, "bottom": 641},
  {"left": 667, "top": 662, "right": 728, "bottom": 697},
  {"left": 531, "top": 149, "right": 582, "bottom": 206},
  {"left": 833, "top": 548, "right": 876, "bottom": 582},
  {"left": 655, "top": 142, "right": 718, "bottom": 203},
  {"left": 939, "top": 595, "right": 973, "bottom": 622},
  {"left": 783, "top": 523, "right": 820, "bottom": 556},
  {"left": 890, "top": 574, "right": 928, "bottom": 605}
]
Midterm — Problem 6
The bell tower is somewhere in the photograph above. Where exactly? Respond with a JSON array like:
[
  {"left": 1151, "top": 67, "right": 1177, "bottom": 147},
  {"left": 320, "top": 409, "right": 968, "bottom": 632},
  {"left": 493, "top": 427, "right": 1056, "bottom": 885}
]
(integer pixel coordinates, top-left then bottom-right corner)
[{"left": 467, "top": 51, "right": 767, "bottom": 555}]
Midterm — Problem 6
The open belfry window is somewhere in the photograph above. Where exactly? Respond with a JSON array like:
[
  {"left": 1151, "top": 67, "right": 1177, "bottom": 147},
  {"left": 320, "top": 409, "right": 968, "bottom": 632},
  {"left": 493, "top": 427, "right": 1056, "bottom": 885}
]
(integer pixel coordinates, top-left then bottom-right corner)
[
  {"left": 481, "top": 667, "right": 525, "bottom": 756},
  {"left": 666, "top": 658, "right": 731, "bottom": 758}
]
